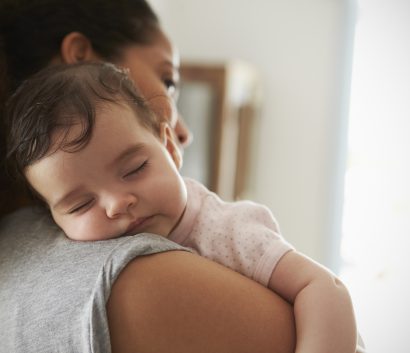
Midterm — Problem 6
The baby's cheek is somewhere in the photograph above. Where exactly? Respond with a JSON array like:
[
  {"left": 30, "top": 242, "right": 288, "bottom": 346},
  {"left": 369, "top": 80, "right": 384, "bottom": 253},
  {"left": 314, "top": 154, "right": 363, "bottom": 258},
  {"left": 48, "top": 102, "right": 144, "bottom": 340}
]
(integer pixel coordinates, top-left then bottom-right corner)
[
  {"left": 61, "top": 216, "right": 97, "bottom": 241},
  {"left": 63, "top": 220, "right": 89, "bottom": 241},
  {"left": 77, "top": 217, "right": 107, "bottom": 241}
]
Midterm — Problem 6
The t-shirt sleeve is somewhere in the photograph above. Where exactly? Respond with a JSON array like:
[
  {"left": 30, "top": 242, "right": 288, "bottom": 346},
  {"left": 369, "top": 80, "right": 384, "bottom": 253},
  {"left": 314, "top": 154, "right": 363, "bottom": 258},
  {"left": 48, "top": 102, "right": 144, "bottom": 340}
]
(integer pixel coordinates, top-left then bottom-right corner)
[
  {"left": 0, "top": 207, "right": 190, "bottom": 353},
  {"left": 86, "top": 233, "right": 191, "bottom": 352}
]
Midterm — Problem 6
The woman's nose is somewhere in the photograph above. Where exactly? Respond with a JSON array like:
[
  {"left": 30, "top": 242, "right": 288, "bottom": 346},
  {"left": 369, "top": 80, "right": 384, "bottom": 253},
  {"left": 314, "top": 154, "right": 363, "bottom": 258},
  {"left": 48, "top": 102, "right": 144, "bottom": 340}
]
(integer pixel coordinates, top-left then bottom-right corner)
[
  {"left": 175, "top": 117, "right": 193, "bottom": 148},
  {"left": 105, "top": 193, "right": 137, "bottom": 218}
]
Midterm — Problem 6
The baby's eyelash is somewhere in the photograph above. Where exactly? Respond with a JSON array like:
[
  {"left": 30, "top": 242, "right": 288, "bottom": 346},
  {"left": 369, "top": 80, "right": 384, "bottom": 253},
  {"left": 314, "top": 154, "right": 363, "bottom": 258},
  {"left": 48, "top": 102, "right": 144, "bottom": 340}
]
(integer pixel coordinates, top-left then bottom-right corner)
[
  {"left": 68, "top": 200, "right": 93, "bottom": 214},
  {"left": 124, "top": 160, "right": 148, "bottom": 178}
]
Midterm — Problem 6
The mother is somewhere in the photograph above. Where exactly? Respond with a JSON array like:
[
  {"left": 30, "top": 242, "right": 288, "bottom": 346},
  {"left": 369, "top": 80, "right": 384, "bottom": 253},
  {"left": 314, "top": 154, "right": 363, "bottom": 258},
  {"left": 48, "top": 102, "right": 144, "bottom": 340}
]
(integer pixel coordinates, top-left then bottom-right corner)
[{"left": 0, "top": 1, "right": 296, "bottom": 352}]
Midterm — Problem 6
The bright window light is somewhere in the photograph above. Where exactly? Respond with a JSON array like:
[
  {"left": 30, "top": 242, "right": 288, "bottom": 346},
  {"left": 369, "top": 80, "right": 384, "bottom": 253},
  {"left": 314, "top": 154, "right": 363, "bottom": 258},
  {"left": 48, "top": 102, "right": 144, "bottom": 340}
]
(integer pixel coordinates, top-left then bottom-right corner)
[{"left": 340, "top": 0, "right": 410, "bottom": 351}]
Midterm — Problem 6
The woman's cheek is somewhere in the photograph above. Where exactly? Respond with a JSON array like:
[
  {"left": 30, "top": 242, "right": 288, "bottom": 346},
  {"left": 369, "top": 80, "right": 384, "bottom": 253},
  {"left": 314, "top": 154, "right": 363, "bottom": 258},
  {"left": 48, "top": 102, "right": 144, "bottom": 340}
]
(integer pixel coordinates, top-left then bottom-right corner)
[{"left": 147, "top": 94, "right": 178, "bottom": 128}]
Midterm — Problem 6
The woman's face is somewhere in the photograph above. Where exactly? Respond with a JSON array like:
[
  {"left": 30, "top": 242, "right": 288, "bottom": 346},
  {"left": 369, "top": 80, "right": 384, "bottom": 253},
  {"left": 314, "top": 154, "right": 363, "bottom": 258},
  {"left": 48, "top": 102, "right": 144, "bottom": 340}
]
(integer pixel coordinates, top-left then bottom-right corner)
[{"left": 114, "top": 30, "right": 192, "bottom": 149}]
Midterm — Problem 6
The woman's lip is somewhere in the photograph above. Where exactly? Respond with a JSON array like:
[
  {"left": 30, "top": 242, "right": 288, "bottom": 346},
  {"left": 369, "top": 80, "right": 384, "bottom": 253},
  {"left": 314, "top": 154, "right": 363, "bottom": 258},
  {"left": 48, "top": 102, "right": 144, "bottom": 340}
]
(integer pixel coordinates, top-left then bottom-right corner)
[{"left": 124, "top": 216, "right": 152, "bottom": 236}]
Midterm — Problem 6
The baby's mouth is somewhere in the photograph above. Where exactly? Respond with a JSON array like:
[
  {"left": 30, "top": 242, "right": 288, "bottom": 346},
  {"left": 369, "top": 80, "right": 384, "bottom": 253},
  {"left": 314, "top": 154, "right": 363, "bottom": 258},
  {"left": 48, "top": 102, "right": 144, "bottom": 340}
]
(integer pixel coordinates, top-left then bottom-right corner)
[{"left": 123, "top": 216, "right": 153, "bottom": 236}]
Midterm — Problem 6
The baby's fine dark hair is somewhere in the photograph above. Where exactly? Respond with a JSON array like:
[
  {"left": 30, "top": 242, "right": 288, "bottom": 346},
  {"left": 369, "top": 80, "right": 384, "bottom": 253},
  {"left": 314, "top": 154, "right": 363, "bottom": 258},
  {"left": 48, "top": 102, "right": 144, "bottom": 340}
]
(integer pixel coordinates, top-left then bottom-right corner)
[{"left": 6, "top": 62, "right": 159, "bottom": 181}]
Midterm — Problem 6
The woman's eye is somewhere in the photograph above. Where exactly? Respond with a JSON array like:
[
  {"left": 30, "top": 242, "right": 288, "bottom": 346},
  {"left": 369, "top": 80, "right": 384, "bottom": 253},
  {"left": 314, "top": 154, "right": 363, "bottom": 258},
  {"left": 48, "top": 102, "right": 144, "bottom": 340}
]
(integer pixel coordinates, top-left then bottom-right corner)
[
  {"left": 163, "top": 78, "right": 176, "bottom": 92},
  {"left": 124, "top": 161, "right": 148, "bottom": 178},
  {"left": 163, "top": 78, "right": 179, "bottom": 99},
  {"left": 68, "top": 200, "right": 93, "bottom": 214}
]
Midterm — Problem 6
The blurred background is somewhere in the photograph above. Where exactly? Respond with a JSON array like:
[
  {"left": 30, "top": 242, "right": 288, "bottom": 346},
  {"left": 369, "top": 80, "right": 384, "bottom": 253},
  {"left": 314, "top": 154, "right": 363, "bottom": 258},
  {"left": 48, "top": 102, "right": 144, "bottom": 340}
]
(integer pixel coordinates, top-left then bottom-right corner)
[{"left": 150, "top": 0, "right": 409, "bottom": 351}]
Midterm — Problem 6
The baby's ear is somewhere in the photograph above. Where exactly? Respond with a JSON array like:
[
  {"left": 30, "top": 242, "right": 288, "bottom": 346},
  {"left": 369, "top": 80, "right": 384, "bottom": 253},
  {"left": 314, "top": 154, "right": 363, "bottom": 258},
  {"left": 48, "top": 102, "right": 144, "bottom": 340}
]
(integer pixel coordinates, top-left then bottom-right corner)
[
  {"left": 160, "top": 123, "right": 183, "bottom": 169},
  {"left": 60, "top": 32, "right": 100, "bottom": 64}
]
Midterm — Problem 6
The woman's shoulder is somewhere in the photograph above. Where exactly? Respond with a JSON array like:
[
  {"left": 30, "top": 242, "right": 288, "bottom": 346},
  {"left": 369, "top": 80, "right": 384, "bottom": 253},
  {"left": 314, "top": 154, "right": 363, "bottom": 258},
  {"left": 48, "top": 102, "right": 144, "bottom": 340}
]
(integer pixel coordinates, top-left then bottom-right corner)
[
  {"left": 0, "top": 206, "right": 57, "bottom": 240},
  {"left": 0, "top": 207, "right": 187, "bottom": 281},
  {"left": 0, "top": 206, "right": 188, "bottom": 353}
]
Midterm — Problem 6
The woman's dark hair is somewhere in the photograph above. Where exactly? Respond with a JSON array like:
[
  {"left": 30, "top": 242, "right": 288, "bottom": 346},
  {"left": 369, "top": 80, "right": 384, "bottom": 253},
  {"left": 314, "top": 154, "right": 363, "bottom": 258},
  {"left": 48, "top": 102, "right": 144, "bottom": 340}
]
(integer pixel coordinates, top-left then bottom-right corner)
[
  {"left": 0, "top": 0, "right": 160, "bottom": 213},
  {"left": 6, "top": 62, "right": 159, "bottom": 183},
  {"left": 0, "top": 0, "right": 159, "bottom": 92}
]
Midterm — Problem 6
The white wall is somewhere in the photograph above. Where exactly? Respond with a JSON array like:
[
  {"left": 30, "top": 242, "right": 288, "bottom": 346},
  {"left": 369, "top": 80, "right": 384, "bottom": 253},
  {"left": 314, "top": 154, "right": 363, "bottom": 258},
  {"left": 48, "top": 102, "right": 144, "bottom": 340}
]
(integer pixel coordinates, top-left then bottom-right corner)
[{"left": 149, "top": 0, "right": 356, "bottom": 270}]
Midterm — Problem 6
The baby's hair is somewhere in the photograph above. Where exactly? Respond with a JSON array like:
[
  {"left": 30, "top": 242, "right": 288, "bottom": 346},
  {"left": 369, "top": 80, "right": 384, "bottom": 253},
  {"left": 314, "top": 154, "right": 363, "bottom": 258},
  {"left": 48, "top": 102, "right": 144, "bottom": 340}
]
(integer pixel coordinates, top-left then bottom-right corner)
[{"left": 6, "top": 62, "right": 159, "bottom": 182}]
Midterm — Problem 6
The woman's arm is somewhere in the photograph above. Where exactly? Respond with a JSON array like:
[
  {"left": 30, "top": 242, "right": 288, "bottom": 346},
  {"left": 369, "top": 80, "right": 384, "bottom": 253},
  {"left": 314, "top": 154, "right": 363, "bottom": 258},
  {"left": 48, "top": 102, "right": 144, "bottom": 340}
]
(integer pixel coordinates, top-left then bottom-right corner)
[{"left": 107, "top": 251, "right": 296, "bottom": 353}]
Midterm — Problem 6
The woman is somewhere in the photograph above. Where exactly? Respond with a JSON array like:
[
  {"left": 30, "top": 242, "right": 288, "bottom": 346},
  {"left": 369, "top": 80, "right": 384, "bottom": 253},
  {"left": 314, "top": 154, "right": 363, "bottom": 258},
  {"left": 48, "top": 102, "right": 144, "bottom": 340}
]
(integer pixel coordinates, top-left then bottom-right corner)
[{"left": 0, "top": 1, "right": 296, "bottom": 352}]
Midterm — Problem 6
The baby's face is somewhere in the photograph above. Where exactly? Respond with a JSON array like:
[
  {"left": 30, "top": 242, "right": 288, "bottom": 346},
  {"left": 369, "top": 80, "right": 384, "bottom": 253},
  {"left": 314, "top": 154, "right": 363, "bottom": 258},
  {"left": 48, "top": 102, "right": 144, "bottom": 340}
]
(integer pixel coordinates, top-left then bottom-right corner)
[{"left": 25, "top": 102, "right": 187, "bottom": 241}]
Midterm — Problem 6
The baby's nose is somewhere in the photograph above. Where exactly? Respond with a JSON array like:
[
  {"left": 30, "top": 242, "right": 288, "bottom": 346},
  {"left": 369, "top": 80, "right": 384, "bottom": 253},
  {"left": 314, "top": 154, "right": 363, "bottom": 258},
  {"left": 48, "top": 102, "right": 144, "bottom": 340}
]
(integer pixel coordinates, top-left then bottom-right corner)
[{"left": 106, "top": 193, "right": 137, "bottom": 218}]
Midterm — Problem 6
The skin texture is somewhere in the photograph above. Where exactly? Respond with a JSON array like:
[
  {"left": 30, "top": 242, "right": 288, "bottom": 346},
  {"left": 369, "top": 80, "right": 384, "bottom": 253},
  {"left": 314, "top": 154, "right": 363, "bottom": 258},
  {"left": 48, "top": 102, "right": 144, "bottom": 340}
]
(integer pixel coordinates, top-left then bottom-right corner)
[
  {"left": 107, "top": 251, "right": 296, "bottom": 353},
  {"left": 270, "top": 251, "right": 357, "bottom": 353}
]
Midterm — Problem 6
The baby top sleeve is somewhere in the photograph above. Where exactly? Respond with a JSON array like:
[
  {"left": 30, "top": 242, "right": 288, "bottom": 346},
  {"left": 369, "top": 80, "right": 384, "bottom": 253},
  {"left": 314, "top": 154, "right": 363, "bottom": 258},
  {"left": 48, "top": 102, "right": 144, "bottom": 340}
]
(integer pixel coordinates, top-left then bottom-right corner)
[{"left": 169, "top": 178, "right": 294, "bottom": 287}]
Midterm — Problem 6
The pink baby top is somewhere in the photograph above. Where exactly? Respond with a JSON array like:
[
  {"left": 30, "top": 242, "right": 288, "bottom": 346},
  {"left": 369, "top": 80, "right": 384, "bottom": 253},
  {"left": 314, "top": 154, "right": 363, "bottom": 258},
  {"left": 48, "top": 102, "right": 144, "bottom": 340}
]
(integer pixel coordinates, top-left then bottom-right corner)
[{"left": 168, "top": 178, "right": 294, "bottom": 287}]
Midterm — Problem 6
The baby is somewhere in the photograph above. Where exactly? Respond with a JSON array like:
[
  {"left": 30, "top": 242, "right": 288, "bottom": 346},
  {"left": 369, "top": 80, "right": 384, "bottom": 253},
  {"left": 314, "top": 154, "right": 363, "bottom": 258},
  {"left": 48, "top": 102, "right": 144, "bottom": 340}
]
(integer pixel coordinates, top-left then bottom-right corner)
[{"left": 6, "top": 62, "right": 358, "bottom": 353}]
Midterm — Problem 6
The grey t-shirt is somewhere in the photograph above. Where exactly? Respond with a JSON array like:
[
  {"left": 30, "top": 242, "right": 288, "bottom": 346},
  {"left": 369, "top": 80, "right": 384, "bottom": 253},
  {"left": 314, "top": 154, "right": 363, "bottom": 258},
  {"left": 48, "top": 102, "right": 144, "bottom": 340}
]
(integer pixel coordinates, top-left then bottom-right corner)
[{"left": 0, "top": 207, "right": 188, "bottom": 353}]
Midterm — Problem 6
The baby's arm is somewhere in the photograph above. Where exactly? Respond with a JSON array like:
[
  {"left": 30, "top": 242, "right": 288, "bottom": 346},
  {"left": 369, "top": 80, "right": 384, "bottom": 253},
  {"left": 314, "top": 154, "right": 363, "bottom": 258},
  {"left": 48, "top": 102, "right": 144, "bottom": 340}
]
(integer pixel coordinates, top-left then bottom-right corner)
[{"left": 269, "top": 250, "right": 357, "bottom": 353}]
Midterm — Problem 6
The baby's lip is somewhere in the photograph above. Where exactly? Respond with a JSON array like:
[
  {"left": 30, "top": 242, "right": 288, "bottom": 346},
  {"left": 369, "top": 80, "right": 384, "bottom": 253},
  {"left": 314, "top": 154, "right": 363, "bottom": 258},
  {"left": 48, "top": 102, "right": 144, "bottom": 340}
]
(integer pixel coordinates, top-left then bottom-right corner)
[{"left": 124, "top": 216, "right": 153, "bottom": 236}]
